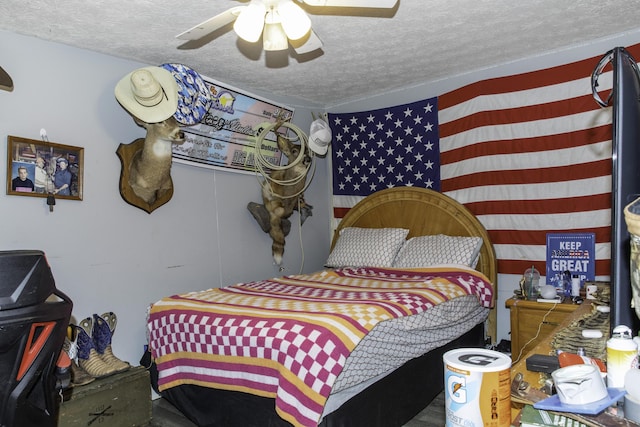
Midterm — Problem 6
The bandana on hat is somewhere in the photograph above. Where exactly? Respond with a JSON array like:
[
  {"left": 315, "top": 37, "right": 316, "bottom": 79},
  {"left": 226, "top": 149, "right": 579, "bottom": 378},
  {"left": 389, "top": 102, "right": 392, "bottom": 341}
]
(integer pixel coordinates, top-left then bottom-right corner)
[{"left": 160, "top": 63, "right": 212, "bottom": 126}]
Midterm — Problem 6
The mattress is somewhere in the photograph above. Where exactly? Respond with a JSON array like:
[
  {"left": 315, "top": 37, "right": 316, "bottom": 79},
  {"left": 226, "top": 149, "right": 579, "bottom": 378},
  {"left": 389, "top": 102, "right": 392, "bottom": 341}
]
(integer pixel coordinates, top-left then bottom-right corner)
[{"left": 147, "top": 265, "right": 493, "bottom": 427}]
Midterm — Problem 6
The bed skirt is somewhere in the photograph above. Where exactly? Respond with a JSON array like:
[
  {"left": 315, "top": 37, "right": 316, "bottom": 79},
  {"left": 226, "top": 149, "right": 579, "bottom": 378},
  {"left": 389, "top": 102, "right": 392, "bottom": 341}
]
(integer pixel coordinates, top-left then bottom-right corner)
[{"left": 146, "top": 322, "right": 485, "bottom": 427}]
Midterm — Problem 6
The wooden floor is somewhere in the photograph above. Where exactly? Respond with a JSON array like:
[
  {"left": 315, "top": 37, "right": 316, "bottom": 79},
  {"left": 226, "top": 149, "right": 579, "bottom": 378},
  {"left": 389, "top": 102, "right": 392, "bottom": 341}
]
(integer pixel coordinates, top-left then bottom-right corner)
[{"left": 149, "top": 391, "right": 446, "bottom": 427}]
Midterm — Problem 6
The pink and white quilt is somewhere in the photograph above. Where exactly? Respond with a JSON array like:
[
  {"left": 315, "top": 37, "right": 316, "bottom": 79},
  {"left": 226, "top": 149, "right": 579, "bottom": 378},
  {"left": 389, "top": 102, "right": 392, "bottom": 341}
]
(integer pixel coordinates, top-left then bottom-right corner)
[{"left": 147, "top": 266, "right": 493, "bottom": 427}]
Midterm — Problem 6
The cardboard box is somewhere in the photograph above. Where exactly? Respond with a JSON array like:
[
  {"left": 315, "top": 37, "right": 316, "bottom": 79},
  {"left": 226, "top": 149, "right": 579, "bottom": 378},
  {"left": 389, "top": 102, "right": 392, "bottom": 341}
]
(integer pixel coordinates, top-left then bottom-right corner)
[{"left": 58, "top": 365, "right": 151, "bottom": 427}]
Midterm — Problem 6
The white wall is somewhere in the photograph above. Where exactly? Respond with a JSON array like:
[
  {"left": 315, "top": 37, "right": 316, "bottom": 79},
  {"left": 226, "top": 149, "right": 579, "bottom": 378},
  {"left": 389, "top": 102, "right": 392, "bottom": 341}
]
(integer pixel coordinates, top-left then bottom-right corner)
[
  {"left": 0, "top": 31, "right": 330, "bottom": 366},
  {"left": 328, "top": 28, "right": 640, "bottom": 345}
]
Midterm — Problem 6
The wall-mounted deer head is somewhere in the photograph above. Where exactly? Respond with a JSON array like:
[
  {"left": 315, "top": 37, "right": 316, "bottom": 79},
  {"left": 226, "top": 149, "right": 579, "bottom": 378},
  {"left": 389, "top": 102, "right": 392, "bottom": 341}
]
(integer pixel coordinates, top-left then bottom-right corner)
[
  {"left": 116, "top": 116, "right": 184, "bottom": 213},
  {"left": 131, "top": 116, "right": 185, "bottom": 204},
  {"left": 114, "top": 66, "right": 184, "bottom": 213}
]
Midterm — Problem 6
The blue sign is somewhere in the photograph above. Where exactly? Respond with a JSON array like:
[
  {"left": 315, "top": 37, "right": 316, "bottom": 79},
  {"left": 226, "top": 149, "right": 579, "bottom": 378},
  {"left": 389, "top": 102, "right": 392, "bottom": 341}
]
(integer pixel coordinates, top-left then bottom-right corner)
[{"left": 546, "top": 233, "right": 596, "bottom": 287}]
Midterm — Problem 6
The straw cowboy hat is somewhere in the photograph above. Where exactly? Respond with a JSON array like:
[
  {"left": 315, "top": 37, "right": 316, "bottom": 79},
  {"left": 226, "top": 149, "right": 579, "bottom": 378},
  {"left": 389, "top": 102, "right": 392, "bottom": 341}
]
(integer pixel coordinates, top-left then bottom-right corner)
[{"left": 115, "top": 66, "right": 178, "bottom": 123}]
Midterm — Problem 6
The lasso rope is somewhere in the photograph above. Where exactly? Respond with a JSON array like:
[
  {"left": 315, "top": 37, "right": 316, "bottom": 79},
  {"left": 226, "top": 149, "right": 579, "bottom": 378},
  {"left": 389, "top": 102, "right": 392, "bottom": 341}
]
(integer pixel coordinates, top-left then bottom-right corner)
[{"left": 252, "top": 121, "right": 316, "bottom": 199}]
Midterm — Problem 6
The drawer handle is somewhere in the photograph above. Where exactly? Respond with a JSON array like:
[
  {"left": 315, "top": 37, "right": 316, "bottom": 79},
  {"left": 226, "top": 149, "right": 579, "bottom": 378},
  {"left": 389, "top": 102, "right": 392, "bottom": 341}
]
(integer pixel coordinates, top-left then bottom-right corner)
[{"left": 542, "top": 321, "right": 559, "bottom": 326}]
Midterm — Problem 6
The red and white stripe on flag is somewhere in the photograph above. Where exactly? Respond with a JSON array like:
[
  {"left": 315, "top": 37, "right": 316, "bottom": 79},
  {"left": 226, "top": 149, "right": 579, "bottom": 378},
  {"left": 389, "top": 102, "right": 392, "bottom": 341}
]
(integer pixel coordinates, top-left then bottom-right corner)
[
  {"left": 439, "top": 43, "right": 639, "bottom": 276},
  {"left": 331, "top": 42, "right": 640, "bottom": 277}
]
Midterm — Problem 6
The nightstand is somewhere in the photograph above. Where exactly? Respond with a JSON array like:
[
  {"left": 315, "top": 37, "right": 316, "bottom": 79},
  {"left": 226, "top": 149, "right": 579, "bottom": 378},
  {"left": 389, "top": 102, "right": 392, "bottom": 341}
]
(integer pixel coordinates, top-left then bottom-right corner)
[{"left": 505, "top": 297, "right": 579, "bottom": 360}]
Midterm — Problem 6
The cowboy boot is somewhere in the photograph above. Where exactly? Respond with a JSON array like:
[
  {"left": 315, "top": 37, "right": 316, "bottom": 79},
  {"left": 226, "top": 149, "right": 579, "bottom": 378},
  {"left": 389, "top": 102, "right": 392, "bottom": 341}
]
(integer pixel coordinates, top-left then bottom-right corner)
[
  {"left": 92, "top": 313, "right": 130, "bottom": 373},
  {"left": 63, "top": 326, "right": 95, "bottom": 386},
  {"left": 76, "top": 320, "right": 118, "bottom": 378}
]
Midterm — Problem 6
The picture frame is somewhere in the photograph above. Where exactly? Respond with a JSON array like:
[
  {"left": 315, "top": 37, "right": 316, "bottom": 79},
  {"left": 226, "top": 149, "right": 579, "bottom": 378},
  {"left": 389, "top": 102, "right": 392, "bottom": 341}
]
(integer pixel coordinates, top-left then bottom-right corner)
[{"left": 6, "top": 135, "right": 83, "bottom": 200}]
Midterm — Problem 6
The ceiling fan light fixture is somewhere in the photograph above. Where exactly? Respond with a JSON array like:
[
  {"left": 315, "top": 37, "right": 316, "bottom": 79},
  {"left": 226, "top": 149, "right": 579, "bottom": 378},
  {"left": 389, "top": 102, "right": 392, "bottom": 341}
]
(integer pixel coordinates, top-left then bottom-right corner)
[
  {"left": 233, "top": 0, "right": 267, "bottom": 43},
  {"left": 263, "top": 10, "right": 289, "bottom": 51},
  {"left": 277, "top": 1, "right": 312, "bottom": 41}
]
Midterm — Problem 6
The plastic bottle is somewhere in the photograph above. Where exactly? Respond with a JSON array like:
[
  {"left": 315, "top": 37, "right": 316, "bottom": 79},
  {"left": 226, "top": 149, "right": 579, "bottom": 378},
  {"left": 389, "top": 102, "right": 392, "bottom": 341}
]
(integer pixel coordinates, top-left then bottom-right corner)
[
  {"left": 523, "top": 266, "right": 540, "bottom": 300},
  {"left": 607, "top": 325, "right": 639, "bottom": 388},
  {"left": 634, "top": 335, "right": 640, "bottom": 360},
  {"left": 561, "top": 271, "right": 572, "bottom": 297},
  {"left": 571, "top": 274, "right": 581, "bottom": 297}
]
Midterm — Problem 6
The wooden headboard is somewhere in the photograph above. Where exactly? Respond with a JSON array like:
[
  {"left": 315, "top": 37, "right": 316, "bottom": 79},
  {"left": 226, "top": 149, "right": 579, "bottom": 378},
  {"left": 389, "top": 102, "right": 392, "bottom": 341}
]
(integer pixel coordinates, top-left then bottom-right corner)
[{"left": 331, "top": 187, "right": 498, "bottom": 342}]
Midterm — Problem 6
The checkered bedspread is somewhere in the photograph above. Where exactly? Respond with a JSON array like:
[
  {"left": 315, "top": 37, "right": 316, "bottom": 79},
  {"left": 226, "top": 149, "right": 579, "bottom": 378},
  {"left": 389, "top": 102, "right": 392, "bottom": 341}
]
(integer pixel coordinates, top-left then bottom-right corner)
[{"left": 147, "top": 266, "right": 493, "bottom": 427}]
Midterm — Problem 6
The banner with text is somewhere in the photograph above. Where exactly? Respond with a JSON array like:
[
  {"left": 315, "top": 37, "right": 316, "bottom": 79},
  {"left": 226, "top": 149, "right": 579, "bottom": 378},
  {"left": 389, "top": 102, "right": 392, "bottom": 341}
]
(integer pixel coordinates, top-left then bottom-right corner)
[{"left": 172, "top": 78, "right": 294, "bottom": 174}]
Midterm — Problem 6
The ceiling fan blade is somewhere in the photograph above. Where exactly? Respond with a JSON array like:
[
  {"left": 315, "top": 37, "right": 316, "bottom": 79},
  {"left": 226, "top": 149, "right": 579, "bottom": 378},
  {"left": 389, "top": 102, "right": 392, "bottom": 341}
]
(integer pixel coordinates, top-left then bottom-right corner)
[
  {"left": 291, "top": 29, "right": 323, "bottom": 55},
  {"left": 0, "top": 66, "right": 13, "bottom": 92},
  {"left": 301, "top": 0, "right": 397, "bottom": 7},
  {"left": 176, "top": 6, "right": 245, "bottom": 40}
]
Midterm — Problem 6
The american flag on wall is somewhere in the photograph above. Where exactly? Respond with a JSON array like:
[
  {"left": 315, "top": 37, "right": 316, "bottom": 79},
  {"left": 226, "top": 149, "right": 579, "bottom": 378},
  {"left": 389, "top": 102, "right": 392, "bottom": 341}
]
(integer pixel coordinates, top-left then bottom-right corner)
[
  {"left": 330, "top": 98, "right": 440, "bottom": 209},
  {"left": 329, "top": 42, "right": 640, "bottom": 277}
]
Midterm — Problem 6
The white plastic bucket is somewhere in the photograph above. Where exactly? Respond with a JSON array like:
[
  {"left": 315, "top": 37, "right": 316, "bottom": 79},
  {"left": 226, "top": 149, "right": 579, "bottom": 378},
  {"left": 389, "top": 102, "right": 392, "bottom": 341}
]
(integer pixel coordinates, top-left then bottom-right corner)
[{"left": 443, "top": 348, "right": 511, "bottom": 427}]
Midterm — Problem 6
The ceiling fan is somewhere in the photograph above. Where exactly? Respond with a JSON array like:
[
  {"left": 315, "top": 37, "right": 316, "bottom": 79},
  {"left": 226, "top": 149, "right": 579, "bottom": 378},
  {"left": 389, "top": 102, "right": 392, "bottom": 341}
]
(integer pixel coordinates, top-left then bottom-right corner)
[
  {"left": 0, "top": 66, "right": 13, "bottom": 92},
  {"left": 176, "top": 0, "right": 398, "bottom": 55}
]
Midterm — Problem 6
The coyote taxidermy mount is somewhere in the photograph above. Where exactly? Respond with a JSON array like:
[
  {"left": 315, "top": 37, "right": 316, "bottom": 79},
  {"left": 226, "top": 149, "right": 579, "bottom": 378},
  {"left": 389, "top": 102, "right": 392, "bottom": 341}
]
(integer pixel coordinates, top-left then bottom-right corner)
[{"left": 248, "top": 123, "right": 313, "bottom": 265}]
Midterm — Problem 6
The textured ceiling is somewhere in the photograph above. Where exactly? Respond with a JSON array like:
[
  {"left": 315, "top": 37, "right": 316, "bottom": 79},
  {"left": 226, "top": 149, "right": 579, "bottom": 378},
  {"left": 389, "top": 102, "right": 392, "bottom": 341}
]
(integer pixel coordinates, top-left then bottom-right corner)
[{"left": 1, "top": 1, "right": 640, "bottom": 106}]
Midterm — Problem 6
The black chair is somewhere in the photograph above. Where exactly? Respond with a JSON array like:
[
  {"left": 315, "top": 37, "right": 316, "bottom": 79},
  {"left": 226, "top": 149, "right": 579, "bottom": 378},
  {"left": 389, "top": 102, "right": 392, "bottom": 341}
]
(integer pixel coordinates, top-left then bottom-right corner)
[{"left": 0, "top": 250, "right": 73, "bottom": 427}]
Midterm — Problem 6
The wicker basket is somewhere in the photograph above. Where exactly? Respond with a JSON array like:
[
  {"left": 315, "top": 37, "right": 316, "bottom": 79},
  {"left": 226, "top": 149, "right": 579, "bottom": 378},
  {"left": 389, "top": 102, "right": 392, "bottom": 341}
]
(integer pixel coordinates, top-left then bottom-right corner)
[{"left": 625, "top": 196, "right": 640, "bottom": 236}]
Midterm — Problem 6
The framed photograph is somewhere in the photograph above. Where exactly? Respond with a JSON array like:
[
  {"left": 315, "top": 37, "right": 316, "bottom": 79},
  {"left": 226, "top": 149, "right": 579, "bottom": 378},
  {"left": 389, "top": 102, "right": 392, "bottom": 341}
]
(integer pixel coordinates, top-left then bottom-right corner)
[{"left": 6, "top": 135, "right": 83, "bottom": 200}]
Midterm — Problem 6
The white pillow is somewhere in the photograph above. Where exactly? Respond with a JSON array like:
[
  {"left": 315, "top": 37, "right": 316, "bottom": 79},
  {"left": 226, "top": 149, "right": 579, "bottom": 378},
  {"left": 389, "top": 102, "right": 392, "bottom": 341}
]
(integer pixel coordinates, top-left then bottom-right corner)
[
  {"left": 326, "top": 227, "right": 410, "bottom": 268},
  {"left": 392, "top": 234, "right": 483, "bottom": 268}
]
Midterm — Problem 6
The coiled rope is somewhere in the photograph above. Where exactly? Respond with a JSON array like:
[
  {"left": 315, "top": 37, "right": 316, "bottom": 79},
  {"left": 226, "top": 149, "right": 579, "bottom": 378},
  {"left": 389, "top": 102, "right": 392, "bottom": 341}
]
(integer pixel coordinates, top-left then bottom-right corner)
[{"left": 252, "top": 121, "right": 316, "bottom": 199}]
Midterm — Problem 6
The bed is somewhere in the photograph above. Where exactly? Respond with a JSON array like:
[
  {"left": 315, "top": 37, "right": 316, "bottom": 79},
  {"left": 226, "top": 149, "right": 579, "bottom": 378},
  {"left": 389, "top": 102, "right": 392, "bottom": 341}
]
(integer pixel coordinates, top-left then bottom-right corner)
[{"left": 146, "top": 187, "right": 498, "bottom": 427}]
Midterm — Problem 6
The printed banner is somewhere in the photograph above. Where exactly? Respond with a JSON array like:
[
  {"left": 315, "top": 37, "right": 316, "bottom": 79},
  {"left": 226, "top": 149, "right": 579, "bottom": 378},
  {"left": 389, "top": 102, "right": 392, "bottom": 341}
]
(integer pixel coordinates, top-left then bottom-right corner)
[{"left": 172, "top": 77, "right": 295, "bottom": 174}]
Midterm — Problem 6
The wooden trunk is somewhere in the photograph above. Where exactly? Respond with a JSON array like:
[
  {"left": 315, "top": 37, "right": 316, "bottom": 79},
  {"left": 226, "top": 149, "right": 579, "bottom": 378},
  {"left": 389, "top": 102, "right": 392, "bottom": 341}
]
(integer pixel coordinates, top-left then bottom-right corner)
[{"left": 58, "top": 366, "right": 151, "bottom": 427}]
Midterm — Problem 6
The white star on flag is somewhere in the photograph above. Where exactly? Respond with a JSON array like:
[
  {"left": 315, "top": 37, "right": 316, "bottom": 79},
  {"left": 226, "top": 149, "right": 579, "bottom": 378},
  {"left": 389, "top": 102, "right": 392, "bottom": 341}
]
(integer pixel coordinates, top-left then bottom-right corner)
[{"left": 329, "top": 98, "right": 440, "bottom": 197}]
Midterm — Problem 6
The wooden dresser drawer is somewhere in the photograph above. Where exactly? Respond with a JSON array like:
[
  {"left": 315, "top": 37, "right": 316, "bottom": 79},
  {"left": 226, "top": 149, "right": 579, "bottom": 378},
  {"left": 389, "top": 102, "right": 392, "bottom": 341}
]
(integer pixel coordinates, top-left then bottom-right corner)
[
  {"left": 505, "top": 298, "right": 579, "bottom": 360},
  {"left": 517, "top": 310, "right": 567, "bottom": 345}
]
